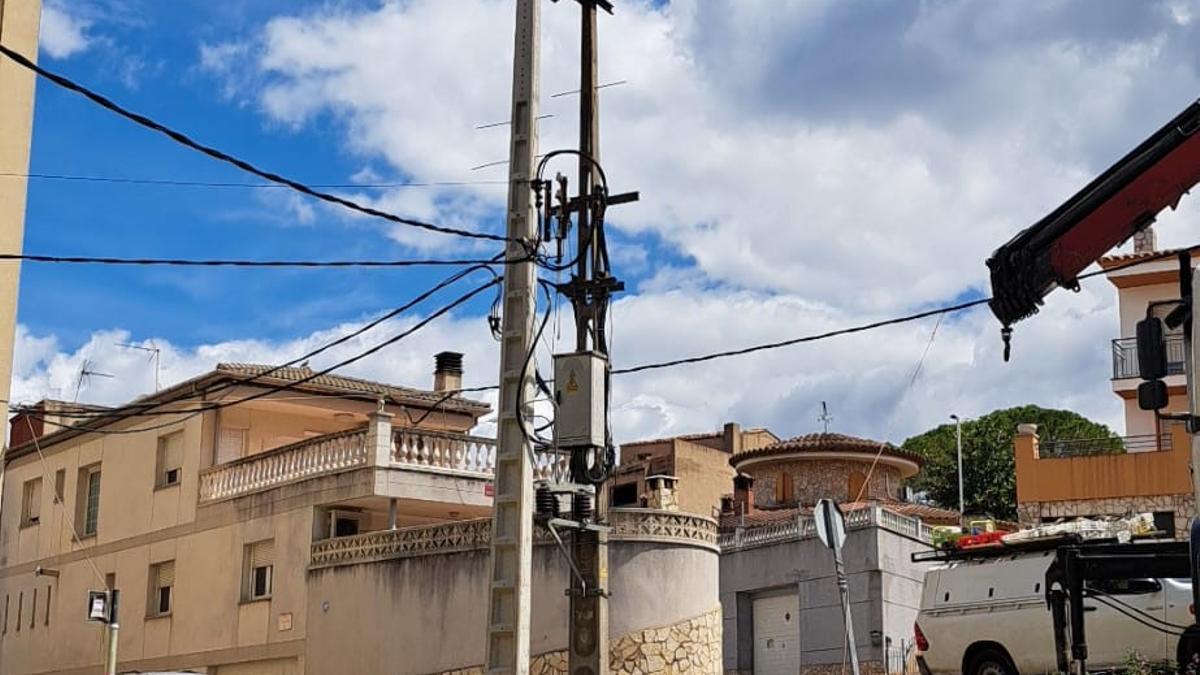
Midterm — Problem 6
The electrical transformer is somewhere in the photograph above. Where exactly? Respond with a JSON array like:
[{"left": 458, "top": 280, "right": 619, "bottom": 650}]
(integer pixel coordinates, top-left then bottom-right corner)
[{"left": 553, "top": 351, "right": 607, "bottom": 449}]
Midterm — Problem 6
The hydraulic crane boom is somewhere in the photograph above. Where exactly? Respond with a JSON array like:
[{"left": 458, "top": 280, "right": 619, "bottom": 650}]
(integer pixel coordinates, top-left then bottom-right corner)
[{"left": 988, "top": 99, "right": 1200, "bottom": 348}]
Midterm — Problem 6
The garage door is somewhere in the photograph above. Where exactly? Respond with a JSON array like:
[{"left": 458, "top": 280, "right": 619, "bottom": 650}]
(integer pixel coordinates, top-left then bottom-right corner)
[{"left": 753, "top": 592, "right": 799, "bottom": 675}]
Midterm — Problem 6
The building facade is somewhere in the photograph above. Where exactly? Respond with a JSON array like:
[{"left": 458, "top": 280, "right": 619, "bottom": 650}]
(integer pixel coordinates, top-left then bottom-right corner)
[
  {"left": 1013, "top": 230, "right": 1199, "bottom": 532},
  {"left": 715, "top": 432, "right": 958, "bottom": 675},
  {"left": 0, "top": 359, "right": 722, "bottom": 674}
]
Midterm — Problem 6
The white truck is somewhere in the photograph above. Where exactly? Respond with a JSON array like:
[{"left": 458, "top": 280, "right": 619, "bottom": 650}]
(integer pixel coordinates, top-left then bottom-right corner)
[{"left": 915, "top": 547, "right": 1194, "bottom": 675}]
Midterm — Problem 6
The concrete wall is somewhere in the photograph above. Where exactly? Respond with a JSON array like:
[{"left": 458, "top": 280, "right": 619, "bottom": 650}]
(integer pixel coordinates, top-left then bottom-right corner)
[
  {"left": 304, "top": 540, "right": 721, "bottom": 674},
  {"left": 720, "top": 526, "right": 933, "bottom": 674},
  {"left": 1014, "top": 423, "right": 1192, "bottom": 504}
]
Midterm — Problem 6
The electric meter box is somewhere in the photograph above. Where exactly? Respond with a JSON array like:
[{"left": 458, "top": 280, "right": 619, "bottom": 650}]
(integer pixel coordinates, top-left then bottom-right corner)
[{"left": 553, "top": 351, "right": 607, "bottom": 448}]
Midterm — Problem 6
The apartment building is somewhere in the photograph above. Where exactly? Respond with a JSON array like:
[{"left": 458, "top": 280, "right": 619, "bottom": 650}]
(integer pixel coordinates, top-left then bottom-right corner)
[
  {"left": 1014, "top": 228, "right": 1200, "bottom": 533},
  {"left": 0, "top": 356, "right": 496, "bottom": 674}
]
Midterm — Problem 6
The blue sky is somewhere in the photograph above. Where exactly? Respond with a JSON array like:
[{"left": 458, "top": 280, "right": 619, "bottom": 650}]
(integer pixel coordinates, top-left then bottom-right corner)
[{"left": 13, "top": 0, "right": 1200, "bottom": 441}]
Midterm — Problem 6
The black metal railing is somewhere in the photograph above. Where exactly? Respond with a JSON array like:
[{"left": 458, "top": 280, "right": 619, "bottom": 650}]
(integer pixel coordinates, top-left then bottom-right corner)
[
  {"left": 1111, "top": 335, "right": 1186, "bottom": 379},
  {"left": 1039, "top": 432, "right": 1172, "bottom": 458}
]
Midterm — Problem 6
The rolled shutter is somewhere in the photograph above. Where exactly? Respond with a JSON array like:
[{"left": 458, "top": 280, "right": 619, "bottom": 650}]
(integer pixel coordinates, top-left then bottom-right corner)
[
  {"left": 157, "top": 561, "right": 175, "bottom": 588},
  {"left": 251, "top": 540, "right": 274, "bottom": 568}
]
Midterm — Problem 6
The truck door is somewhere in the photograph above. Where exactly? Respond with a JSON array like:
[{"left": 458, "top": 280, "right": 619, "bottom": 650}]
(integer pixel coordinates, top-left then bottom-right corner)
[{"left": 1084, "top": 578, "right": 1169, "bottom": 666}]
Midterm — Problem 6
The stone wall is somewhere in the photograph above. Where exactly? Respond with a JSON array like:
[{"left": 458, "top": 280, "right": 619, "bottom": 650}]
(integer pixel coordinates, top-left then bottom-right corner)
[
  {"left": 1017, "top": 493, "right": 1194, "bottom": 536},
  {"left": 750, "top": 459, "right": 903, "bottom": 508},
  {"left": 436, "top": 606, "right": 722, "bottom": 675}
]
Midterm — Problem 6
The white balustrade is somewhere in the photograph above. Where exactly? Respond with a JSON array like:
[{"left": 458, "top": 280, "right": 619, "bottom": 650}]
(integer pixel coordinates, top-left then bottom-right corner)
[
  {"left": 392, "top": 429, "right": 565, "bottom": 480},
  {"left": 199, "top": 429, "right": 368, "bottom": 502}
]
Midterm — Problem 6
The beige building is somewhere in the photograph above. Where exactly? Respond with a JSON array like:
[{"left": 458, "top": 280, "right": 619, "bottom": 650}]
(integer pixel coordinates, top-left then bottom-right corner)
[
  {"left": 0, "top": 358, "right": 723, "bottom": 674},
  {"left": 611, "top": 423, "right": 778, "bottom": 518}
]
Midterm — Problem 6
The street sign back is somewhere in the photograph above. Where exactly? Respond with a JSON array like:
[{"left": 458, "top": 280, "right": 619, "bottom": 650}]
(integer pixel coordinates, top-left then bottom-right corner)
[{"left": 814, "top": 498, "right": 846, "bottom": 551}]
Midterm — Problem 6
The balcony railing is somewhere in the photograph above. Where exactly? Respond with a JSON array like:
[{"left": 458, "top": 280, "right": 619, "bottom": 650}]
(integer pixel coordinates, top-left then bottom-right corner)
[
  {"left": 200, "top": 425, "right": 569, "bottom": 502},
  {"left": 1038, "top": 432, "right": 1173, "bottom": 458},
  {"left": 716, "top": 504, "right": 933, "bottom": 552},
  {"left": 1112, "top": 335, "right": 1186, "bottom": 379},
  {"left": 309, "top": 508, "right": 719, "bottom": 569},
  {"left": 199, "top": 429, "right": 369, "bottom": 502}
]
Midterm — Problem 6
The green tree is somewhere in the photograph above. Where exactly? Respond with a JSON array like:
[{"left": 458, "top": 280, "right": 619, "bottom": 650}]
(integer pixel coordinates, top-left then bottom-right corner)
[{"left": 901, "top": 405, "right": 1117, "bottom": 521}]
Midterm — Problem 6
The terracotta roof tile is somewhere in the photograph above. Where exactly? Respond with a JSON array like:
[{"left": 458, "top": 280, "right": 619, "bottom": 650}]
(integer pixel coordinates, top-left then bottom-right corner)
[
  {"left": 730, "top": 431, "right": 924, "bottom": 468},
  {"left": 216, "top": 362, "right": 490, "bottom": 414}
]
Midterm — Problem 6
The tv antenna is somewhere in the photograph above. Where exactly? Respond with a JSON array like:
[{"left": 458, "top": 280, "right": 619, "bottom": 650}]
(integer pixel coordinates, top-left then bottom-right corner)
[
  {"left": 74, "top": 359, "right": 114, "bottom": 402},
  {"left": 117, "top": 341, "right": 161, "bottom": 391},
  {"left": 818, "top": 401, "right": 833, "bottom": 433}
]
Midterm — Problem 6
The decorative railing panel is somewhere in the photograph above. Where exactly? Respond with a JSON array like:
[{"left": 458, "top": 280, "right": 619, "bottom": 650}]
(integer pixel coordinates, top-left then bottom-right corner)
[
  {"left": 1113, "top": 335, "right": 1185, "bottom": 380},
  {"left": 717, "top": 505, "right": 932, "bottom": 552},
  {"left": 310, "top": 509, "right": 720, "bottom": 569},
  {"left": 392, "top": 429, "right": 568, "bottom": 480},
  {"left": 199, "top": 429, "right": 368, "bottom": 502}
]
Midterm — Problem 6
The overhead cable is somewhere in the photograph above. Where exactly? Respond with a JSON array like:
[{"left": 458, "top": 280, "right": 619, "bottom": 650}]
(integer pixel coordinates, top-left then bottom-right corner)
[
  {"left": 0, "top": 171, "right": 507, "bottom": 189},
  {"left": 0, "top": 43, "right": 511, "bottom": 244},
  {"left": 0, "top": 252, "right": 512, "bottom": 268}
]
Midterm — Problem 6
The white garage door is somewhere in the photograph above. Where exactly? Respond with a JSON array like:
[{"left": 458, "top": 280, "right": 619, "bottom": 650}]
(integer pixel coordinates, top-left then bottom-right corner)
[{"left": 753, "top": 592, "right": 799, "bottom": 675}]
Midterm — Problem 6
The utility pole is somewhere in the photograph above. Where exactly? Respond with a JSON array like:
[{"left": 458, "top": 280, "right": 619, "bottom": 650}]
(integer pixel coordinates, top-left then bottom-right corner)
[
  {"left": 0, "top": 0, "right": 42, "bottom": 523},
  {"left": 951, "top": 414, "right": 964, "bottom": 527},
  {"left": 484, "top": 0, "right": 540, "bottom": 672},
  {"left": 104, "top": 589, "right": 120, "bottom": 675}
]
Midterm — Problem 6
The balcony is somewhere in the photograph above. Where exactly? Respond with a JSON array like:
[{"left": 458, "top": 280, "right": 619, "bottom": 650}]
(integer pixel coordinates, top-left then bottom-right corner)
[
  {"left": 1039, "top": 432, "right": 1173, "bottom": 458},
  {"left": 199, "top": 423, "right": 565, "bottom": 503},
  {"left": 1112, "top": 335, "right": 1186, "bottom": 380}
]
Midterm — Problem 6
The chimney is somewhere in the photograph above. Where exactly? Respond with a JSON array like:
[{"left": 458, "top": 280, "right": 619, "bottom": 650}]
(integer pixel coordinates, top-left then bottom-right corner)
[
  {"left": 1134, "top": 225, "right": 1157, "bottom": 254},
  {"left": 434, "top": 351, "right": 464, "bottom": 393},
  {"left": 733, "top": 474, "right": 754, "bottom": 516},
  {"left": 723, "top": 421, "right": 743, "bottom": 455}
]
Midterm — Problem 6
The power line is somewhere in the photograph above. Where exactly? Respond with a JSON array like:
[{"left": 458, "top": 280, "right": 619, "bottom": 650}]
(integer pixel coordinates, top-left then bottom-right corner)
[
  {"left": 0, "top": 43, "right": 511, "bottom": 244},
  {"left": 0, "top": 252, "right": 511, "bottom": 268},
  {"left": 17, "top": 261, "right": 503, "bottom": 424},
  {"left": 0, "top": 171, "right": 508, "bottom": 189},
  {"left": 27, "top": 277, "right": 502, "bottom": 436}
]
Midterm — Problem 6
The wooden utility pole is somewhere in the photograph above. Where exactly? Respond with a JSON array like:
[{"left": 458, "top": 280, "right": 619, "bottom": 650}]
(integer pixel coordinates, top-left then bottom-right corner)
[
  {"left": 484, "top": 0, "right": 540, "bottom": 672},
  {"left": 0, "top": 0, "right": 42, "bottom": 514}
]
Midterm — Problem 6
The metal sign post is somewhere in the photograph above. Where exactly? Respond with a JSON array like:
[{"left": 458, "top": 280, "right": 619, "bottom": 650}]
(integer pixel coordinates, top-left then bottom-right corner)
[{"left": 815, "top": 499, "right": 860, "bottom": 675}]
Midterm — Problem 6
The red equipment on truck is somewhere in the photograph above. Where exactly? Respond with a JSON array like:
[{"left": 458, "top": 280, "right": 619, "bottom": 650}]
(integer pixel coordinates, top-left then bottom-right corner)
[{"left": 987, "top": 100, "right": 1200, "bottom": 358}]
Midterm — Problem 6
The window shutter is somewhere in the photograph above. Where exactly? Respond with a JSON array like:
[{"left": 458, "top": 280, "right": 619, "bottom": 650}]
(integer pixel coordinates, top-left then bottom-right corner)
[
  {"left": 218, "top": 428, "right": 246, "bottom": 462},
  {"left": 156, "top": 562, "right": 175, "bottom": 588},
  {"left": 165, "top": 433, "right": 184, "bottom": 470},
  {"left": 251, "top": 540, "right": 274, "bottom": 568}
]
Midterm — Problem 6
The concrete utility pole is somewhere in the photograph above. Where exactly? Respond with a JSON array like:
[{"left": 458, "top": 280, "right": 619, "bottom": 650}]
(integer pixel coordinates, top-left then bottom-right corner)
[
  {"left": 484, "top": 0, "right": 540, "bottom": 672},
  {"left": 0, "top": 0, "right": 41, "bottom": 512},
  {"left": 104, "top": 589, "right": 120, "bottom": 675},
  {"left": 1185, "top": 258, "right": 1200, "bottom": 515}
]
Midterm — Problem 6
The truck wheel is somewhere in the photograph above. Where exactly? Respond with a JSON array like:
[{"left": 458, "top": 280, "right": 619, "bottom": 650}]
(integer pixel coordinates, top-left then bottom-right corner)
[
  {"left": 1178, "top": 628, "right": 1200, "bottom": 675},
  {"left": 966, "top": 648, "right": 1017, "bottom": 675}
]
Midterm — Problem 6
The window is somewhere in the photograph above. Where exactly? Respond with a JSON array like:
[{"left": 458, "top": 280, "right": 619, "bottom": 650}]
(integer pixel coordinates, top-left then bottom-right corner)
[
  {"left": 148, "top": 561, "right": 174, "bottom": 617},
  {"left": 848, "top": 470, "right": 868, "bottom": 501},
  {"left": 15, "top": 593, "right": 22, "bottom": 633},
  {"left": 244, "top": 540, "right": 274, "bottom": 601},
  {"left": 218, "top": 427, "right": 247, "bottom": 462},
  {"left": 77, "top": 465, "right": 102, "bottom": 537},
  {"left": 3, "top": 594, "right": 8, "bottom": 635},
  {"left": 53, "top": 469, "right": 65, "bottom": 504},
  {"left": 774, "top": 471, "right": 794, "bottom": 504},
  {"left": 21, "top": 478, "right": 42, "bottom": 526},
  {"left": 44, "top": 586, "right": 51, "bottom": 627},
  {"left": 329, "top": 510, "right": 363, "bottom": 538},
  {"left": 29, "top": 588, "right": 36, "bottom": 629},
  {"left": 611, "top": 482, "right": 639, "bottom": 507},
  {"left": 156, "top": 431, "right": 184, "bottom": 487}
]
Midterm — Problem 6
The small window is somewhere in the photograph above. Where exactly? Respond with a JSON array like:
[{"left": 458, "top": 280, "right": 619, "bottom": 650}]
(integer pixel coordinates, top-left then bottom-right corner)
[
  {"left": 53, "top": 469, "right": 65, "bottom": 504},
  {"left": 16, "top": 593, "right": 22, "bottom": 633},
  {"left": 44, "top": 586, "right": 51, "bottom": 627},
  {"left": 775, "top": 471, "right": 794, "bottom": 504},
  {"left": 334, "top": 516, "right": 360, "bottom": 538},
  {"left": 29, "top": 588, "right": 36, "bottom": 629},
  {"left": 156, "top": 431, "right": 184, "bottom": 487},
  {"left": 3, "top": 594, "right": 8, "bottom": 635},
  {"left": 21, "top": 478, "right": 42, "bottom": 526},
  {"left": 78, "top": 461, "right": 103, "bottom": 535},
  {"left": 244, "top": 540, "right": 274, "bottom": 601},
  {"left": 148, "top": 561, "right": 174, "bottom": 617},
  {"left": 611, "top": 483, "right": 639, "bottom": 507}
]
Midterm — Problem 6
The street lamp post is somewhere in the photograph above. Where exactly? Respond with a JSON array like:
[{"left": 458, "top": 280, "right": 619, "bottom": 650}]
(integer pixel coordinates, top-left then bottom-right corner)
[{"left": 950, "top": 414, "right": 964, "bottom": 527}]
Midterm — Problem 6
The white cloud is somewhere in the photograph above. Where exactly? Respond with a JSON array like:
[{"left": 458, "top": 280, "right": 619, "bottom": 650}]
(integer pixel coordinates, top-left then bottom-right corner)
[
  {"left": 147, "top": 0, "right": 1198, "bottom": 442},
  {"left": 40, "top": 2, "right": 92, "bottom": 59}
]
